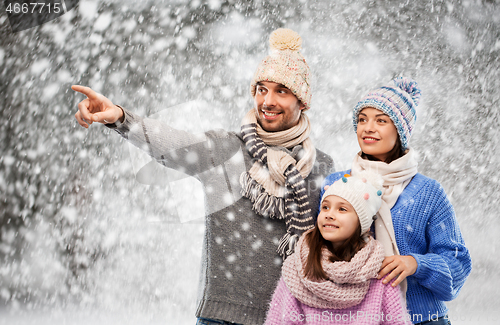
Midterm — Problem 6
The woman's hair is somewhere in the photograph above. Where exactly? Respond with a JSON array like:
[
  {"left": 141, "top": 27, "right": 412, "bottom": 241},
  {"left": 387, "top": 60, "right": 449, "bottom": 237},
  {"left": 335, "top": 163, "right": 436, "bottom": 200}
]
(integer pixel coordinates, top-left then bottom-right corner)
[
  {"left": 361, "top": 133, "right": 406, "bottom": 164},
  {"left": 303, "top": 222, "right": 368, "bottom": 281}
]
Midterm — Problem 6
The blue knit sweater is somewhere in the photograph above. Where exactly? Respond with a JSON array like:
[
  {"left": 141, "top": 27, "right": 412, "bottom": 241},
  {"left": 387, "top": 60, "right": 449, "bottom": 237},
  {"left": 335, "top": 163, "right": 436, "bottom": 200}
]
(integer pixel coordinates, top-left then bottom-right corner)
[{"left": 321, "top": 171, "right": 472, "bottom": 324}]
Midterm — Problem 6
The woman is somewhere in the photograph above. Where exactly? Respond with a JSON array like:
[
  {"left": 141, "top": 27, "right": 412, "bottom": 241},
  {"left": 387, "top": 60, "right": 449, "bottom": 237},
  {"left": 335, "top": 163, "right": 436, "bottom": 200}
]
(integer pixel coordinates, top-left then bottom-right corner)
[{"left": 321, "top": 77, "right": 472, "bottom": 325}]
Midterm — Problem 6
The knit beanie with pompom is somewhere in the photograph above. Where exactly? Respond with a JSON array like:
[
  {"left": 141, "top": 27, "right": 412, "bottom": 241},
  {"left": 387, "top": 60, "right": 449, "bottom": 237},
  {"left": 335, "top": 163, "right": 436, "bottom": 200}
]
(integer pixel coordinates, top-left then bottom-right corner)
[
  {"left": 250, "top": 28, "right": 311, "bottom": 110},
  {"left": 352, "top": 77, "right": 421, "bottom": 150},
  {"left": 321, "top": 171, "right": 384, "bottom": 235}
]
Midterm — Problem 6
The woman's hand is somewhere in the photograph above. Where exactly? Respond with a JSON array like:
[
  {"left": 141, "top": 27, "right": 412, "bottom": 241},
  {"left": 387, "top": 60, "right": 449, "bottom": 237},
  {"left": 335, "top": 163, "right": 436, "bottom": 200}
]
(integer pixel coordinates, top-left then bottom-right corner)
[{"left": 378, "top": 255, "right": 418, "bottom": 287}]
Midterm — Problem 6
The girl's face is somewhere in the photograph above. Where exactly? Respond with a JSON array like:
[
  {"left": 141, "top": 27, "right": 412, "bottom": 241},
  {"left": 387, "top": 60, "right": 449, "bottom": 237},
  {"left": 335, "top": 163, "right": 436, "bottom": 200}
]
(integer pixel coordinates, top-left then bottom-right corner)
[
  {"left": 356, "top": 107, "right": 399, "bottom": 162},
  {"left": 317, "top": 195, "right": 360, "bottom": 248}
]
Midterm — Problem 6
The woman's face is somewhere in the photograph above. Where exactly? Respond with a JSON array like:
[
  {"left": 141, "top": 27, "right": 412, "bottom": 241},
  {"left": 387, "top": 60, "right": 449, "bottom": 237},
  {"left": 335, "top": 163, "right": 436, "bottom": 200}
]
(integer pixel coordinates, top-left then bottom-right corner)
[
  {"left": 317, "top": 195, "right": 360, "bottom": 248},
  {"left": 356, "top": 107, "right": 399, "bottom": 162}
]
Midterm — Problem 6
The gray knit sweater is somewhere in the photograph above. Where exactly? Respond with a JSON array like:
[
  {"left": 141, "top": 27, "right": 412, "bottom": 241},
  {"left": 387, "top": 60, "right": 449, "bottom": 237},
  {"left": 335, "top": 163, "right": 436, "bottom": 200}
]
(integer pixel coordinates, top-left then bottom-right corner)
[{"left": 108, "top": 108, "right": 334, "bottom": 325}]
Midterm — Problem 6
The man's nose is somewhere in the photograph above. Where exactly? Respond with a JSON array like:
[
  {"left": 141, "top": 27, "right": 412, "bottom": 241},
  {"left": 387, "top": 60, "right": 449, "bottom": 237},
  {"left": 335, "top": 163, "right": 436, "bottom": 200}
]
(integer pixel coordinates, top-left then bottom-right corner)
[{"left": 264, "top": 91, "right": 277, "bottom": 107}]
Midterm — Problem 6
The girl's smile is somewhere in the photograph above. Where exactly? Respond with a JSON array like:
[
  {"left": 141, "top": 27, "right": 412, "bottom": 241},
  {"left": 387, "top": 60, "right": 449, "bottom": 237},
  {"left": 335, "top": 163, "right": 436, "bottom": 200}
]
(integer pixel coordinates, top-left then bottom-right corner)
[{"left": 317, "top": 195, "right": 359, "bottom": 248}]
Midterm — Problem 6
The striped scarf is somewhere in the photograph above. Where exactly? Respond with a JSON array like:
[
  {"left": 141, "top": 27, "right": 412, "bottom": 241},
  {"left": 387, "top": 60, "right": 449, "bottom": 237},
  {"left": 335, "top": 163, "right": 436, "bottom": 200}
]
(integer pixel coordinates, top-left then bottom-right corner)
[{"left": 240, "top": 109, "right": 316, "bottom": 258}]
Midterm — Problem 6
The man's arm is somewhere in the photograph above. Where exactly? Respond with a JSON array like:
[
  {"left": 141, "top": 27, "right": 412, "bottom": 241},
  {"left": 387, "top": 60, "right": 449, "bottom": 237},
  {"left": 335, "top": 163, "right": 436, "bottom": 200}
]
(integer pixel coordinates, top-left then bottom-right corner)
[
  {"left": 109, "top": 106, "right": 218, "bottom": 175},
  {"left": 72, "top": 85, "right": 240, "bottom": 177}
]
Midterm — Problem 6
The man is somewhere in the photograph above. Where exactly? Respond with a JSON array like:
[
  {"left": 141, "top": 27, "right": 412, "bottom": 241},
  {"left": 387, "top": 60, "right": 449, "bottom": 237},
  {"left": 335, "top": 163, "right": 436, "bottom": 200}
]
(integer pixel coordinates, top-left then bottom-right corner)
[{"left": 73, "top": 28, "right": 333, "bottom": 325}]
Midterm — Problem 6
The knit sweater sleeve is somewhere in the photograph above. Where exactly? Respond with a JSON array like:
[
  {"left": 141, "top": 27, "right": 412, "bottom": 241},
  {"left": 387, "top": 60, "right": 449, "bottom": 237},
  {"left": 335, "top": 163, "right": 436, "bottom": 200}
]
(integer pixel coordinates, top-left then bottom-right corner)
[
  {"left": 106, "top": 106, "right": 241, "bottom": 177},
  {"left": 408, "top": 180, "right": 472, "bottom": 301}
]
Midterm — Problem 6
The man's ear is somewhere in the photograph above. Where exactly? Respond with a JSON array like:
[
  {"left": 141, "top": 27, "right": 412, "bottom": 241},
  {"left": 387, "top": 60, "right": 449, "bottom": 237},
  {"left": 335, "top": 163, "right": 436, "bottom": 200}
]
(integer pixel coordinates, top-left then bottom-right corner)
[{"left": 299, "top": 102, "right": 306, "bottom": 111}]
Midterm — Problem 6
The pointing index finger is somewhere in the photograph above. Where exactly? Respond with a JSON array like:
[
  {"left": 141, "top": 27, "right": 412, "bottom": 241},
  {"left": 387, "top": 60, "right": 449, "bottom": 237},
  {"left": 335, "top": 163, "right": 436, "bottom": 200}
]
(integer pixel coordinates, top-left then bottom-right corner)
[{"left": 71, "top": 85, "right": 98, "bottom": 99}]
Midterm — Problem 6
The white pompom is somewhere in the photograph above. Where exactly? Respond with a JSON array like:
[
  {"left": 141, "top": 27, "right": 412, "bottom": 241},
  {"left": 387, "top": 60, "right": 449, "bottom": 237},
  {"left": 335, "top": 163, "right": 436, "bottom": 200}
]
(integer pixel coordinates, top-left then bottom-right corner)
[{"left": 269, "top": 28, "right": 302, "bottom": 51}]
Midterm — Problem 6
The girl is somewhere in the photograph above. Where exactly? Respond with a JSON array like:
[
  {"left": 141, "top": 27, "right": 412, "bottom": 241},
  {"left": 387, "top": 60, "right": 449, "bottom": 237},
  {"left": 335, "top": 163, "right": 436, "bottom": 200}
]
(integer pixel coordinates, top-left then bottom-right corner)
[
  {"left": 265, "top": 171, "right": 411, "bottom": 325},
  {"left": 321, "top": 77, "right": 472, "bottom": 325}
]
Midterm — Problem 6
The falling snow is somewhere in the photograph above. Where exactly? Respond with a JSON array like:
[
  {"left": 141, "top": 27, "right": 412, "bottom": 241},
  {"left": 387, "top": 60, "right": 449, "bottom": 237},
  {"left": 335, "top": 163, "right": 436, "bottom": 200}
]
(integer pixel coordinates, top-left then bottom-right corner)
[{"left": 1, "top": 0, "right": 499, "bottom": 324}]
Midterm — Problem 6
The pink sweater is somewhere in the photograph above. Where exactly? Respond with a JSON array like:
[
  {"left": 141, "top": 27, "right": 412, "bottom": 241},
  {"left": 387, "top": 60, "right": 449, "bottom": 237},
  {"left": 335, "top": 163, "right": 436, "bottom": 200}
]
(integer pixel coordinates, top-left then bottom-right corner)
[
  {"left": 265, "top": 277, "right": 410, "bottom": 325},
  {"left": 264, "top": 231, "right": 410, "bottom": 325}
]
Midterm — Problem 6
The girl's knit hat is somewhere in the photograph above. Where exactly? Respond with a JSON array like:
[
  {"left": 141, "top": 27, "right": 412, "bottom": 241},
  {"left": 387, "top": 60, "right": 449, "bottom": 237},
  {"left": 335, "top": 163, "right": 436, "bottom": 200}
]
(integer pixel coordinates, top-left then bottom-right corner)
[
  {"left": 321, "top": 171, "right": 383, "bottom": 235},
  {"left": 250, "top": 28, "right": 311, "bottom": 110},
  {"left": 352, "top": 77, "right": 421, "bottom": 150}
]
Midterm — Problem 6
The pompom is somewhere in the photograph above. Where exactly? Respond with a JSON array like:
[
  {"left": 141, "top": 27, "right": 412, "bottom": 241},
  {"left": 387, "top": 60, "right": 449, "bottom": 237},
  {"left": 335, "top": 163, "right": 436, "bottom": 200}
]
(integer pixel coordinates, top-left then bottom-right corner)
[
  {"left": 363, "top": 193, "right": 370, "bottom": 200},
  {"left": 393, "top": 77, "right": 421, "bottom": 106},
  {"left": 269, "top": 28, "right": 302, "bottom": 51},
  {"left": 342, "top": 177, "right": 348, "bottom": 183}
]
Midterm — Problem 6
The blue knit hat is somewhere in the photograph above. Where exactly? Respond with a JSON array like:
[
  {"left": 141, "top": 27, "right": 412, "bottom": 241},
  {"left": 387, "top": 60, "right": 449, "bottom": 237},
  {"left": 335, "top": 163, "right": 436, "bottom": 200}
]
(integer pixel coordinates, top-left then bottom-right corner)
[{"left": 352, "top": 77, "right": 421, "bottom": 150}]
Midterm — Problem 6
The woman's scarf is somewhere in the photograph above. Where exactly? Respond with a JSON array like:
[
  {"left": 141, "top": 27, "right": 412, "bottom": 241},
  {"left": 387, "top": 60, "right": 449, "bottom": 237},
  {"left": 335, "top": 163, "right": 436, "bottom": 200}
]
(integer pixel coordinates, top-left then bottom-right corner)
[
  {"left": 240, "top": 109, "right": 317, "bottom": 258},
  {"left": 351, "top": 148, "right": 418, "bottom": 300},
  {"left": 282, "top": 229, "right": 385, "bottom": 309}
]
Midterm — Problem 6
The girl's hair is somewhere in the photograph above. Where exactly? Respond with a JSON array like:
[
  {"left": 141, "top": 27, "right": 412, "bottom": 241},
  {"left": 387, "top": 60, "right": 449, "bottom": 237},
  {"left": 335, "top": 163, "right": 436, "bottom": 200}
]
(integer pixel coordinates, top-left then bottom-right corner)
[
  {"left": 303, "top": 222, "right": 368, "bottom": 281},
  {"left": 361, "top": 133, "right": 406, "bottom": 164}
]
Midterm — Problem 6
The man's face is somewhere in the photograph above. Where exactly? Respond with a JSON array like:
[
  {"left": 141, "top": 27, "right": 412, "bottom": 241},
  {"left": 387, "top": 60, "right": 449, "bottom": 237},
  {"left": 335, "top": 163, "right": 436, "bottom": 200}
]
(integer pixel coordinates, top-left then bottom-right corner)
[{"left": 253, "top": 81, "right": 305, "bottom": 132}]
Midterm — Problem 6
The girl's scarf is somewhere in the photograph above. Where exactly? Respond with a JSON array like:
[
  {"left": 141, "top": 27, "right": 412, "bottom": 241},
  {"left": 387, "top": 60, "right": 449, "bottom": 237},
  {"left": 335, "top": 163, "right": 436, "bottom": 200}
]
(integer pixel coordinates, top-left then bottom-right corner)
[
  {"left": 351, "top": 148, "right": 418, "bottom": 300},
  {"left": 240, "top": 109, "right": 317, "bottom": 258},
  {"left": 282, "top": 229, "right": 385, "bottom": 309}
]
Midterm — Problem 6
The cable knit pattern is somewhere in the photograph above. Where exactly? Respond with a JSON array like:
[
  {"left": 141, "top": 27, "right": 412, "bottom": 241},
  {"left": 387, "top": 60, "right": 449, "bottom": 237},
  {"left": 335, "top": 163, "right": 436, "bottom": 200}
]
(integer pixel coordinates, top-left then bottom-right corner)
[
  {"left": 321, "top": 171, "right": 472, "bottom": 323},
  {"left": 282, "top": 230, "right": 384, "bottom": 309}
]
